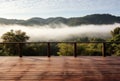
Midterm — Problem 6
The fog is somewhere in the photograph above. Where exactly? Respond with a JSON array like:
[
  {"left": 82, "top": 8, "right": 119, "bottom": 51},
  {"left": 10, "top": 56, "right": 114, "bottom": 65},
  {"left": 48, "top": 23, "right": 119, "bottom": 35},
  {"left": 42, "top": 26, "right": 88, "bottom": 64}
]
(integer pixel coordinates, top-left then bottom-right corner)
[{"left": 0, "top": 23, "right": 119, "bottom": 42}]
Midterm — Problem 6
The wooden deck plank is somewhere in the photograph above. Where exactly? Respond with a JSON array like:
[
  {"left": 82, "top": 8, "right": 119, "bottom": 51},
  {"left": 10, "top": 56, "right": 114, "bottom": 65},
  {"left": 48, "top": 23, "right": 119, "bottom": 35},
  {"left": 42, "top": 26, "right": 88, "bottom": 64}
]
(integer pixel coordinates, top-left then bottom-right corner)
[{"left": 0, "top": 56, "right": 120, "bottom": 81}]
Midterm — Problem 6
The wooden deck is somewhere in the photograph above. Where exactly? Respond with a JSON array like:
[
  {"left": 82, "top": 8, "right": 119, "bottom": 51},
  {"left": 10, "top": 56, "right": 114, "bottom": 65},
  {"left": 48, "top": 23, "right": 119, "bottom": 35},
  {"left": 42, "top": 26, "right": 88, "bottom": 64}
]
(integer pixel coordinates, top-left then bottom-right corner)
[{"left": 0, "top": 56, "right": 120, "bottom": 81}]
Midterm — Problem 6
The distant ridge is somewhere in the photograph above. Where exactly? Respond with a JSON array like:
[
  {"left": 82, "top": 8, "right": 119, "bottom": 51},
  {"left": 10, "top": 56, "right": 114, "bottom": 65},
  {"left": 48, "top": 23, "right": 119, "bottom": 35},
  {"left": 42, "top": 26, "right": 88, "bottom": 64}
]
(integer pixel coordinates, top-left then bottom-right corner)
[{"left": 0, "top": 14, "right": 120, "bottom": 26}]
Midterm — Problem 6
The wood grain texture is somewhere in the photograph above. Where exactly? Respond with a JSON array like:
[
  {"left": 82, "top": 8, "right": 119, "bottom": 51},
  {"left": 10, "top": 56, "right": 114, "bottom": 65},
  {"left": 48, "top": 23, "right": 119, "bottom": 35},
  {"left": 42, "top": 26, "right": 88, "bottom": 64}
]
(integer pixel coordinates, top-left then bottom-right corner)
[{"left": 0, "top": 56, "right": 120, "bottom": 81}]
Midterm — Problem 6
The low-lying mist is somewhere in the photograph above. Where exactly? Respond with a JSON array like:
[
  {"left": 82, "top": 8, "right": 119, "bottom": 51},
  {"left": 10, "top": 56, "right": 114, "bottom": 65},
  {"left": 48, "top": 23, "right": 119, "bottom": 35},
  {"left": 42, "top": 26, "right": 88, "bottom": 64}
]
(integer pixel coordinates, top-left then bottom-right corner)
[{"left": 0, "top": 23, "right": 119, "bottom": 42}]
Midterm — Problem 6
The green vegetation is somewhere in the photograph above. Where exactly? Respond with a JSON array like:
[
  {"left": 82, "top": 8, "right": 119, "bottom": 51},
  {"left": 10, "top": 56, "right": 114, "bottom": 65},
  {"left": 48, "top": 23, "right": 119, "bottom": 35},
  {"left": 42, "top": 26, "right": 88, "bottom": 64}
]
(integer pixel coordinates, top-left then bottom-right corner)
[
  {"left": 1, "top": 30, "right": 29, "bottom": 56},
  {"left": 106, "top": 27, "right": 120, "bottom": 56},
  {"left": 0, "top": 27, "right": 119, "bottom": 56},
  {"left": 77, "top": 43, "right": 102, "bottom": 56},
  {"left": 23, "top": 43, "right": 47, "bottom": 56},
  {"left": 57, "top": 43, "right": 74, "bottom": 56}
]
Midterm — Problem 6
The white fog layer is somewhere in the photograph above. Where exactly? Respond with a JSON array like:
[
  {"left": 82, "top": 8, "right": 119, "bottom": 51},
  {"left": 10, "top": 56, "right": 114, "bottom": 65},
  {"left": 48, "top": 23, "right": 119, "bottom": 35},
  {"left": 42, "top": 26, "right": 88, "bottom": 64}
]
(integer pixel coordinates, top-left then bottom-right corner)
[{"left": 0, "top": 23, "right": 119, "bottom": 42}]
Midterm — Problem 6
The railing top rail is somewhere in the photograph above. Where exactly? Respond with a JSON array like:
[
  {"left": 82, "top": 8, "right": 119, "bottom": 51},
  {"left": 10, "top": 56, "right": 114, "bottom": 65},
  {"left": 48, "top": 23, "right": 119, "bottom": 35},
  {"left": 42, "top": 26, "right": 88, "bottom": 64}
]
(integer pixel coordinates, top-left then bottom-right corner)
[{"left": 0, "top": 41, "right": 120, "bottom": 44}]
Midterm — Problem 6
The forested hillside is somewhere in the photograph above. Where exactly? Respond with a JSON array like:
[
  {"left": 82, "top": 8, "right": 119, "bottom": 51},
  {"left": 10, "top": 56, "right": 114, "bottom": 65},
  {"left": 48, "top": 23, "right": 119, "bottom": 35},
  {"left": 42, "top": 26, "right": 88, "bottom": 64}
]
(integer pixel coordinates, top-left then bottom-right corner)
[{"left": 0, "top": 14, "right": 120, "bottom": 26}]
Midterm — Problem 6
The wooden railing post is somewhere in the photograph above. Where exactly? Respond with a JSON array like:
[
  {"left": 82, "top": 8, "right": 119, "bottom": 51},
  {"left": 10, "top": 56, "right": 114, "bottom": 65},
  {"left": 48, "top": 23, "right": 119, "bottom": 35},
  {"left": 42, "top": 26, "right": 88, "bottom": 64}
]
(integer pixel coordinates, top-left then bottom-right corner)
[
  {"left": 47, "top": 42, "right": 51, "bottom": 57},
  {"left": 102, "top": 42, "right": 106, "bottom": 57},
  {"left": 74, "top": 42, "right": 77, "bottom": 57},
  {"left": 18, "top": 43, "right": 22, "bottom": 58}
]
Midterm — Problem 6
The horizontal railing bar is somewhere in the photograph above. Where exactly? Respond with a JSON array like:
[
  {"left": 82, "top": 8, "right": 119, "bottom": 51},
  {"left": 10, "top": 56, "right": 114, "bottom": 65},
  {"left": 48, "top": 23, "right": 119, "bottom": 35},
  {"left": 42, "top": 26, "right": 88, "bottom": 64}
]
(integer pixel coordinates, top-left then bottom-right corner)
[{"left": 0, "top": 41, "right": 120, "bottom": 44}]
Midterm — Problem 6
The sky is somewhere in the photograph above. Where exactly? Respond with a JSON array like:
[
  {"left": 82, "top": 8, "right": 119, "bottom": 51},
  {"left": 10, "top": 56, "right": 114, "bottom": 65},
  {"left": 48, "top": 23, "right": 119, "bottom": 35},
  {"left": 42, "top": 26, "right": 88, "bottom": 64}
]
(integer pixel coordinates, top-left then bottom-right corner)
[{"left": 0, "top": 0, "right": 120, "bottom": 19}]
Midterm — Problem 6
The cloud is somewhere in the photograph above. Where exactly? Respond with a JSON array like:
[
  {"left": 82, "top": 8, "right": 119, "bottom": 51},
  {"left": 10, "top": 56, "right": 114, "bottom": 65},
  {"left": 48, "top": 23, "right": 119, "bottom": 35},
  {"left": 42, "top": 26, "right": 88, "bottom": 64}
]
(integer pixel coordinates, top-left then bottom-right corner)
[{"left": 0, "top": 23, "right": 119, "bottom": 42}]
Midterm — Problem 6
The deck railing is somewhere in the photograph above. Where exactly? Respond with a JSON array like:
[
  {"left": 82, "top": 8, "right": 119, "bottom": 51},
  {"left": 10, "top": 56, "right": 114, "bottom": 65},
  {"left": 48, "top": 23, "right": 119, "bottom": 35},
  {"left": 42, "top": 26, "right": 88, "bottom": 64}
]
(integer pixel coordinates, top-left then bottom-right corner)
[{"left": 0, "top": 42, "right": 120, "bottom": 57}]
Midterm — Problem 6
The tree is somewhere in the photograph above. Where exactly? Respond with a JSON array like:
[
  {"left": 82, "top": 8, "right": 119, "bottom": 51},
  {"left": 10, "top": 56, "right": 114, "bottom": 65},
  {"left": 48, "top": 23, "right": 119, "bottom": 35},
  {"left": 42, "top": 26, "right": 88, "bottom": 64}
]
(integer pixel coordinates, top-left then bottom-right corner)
[
  {"left": 111, "top": 27, "right": 120, "bottom": 37},
  {"left": 1, "top": 30, "right": 29, "bottom": 42},
  {"left": 107, "top": 27, "right": 120, "bottom": 56},
  {"left": 57, "top": 43, "right": 74, "bottom": 56},
  {"left": 1, "top": 30, "right": 29, "bottom": 56}
]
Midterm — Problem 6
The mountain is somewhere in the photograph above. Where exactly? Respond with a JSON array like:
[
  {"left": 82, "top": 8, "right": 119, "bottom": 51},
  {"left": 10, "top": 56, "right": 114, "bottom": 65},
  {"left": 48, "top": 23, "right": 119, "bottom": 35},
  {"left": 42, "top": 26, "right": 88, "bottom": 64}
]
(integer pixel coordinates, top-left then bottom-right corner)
[
  {"left": 0, "top": 18, "right": 24, "bottom": 25},
  {"left": 67, "top": 14, "right": 120, "bottom": 26},
  {"left": 0, "top": 14, "right": 120, "bottom": 26}
]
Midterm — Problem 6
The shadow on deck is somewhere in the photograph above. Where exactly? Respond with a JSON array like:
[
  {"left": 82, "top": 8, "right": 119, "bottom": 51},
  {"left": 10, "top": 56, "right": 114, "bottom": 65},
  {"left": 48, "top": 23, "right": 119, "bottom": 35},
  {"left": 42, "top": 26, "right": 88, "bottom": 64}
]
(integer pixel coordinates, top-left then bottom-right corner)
[{"left": 0, "top": 56, "right": 120, "bottom": 81}]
